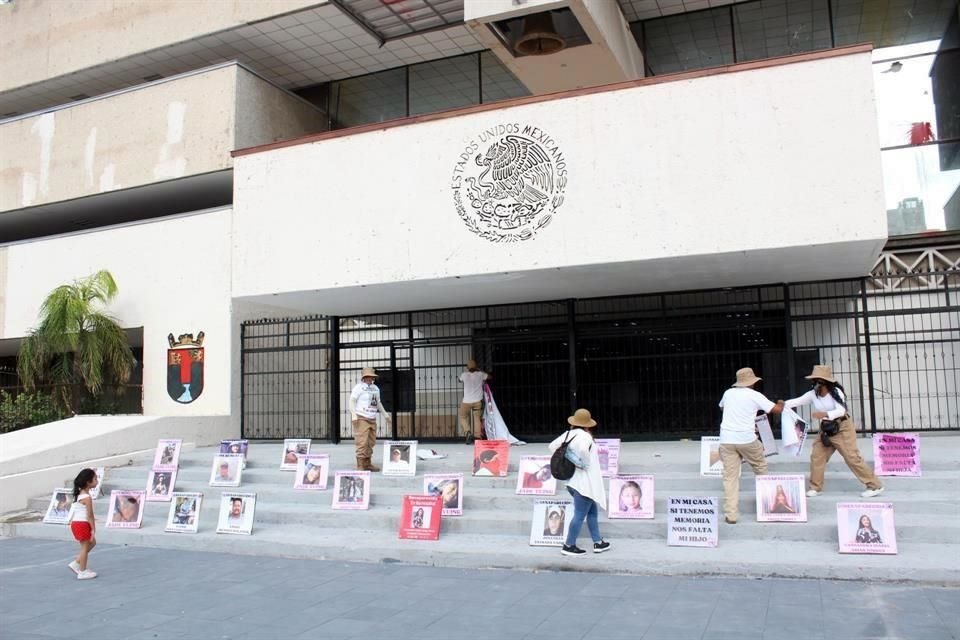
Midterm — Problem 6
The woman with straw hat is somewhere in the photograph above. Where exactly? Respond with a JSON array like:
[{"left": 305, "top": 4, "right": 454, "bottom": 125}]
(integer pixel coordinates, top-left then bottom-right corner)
[
  {"left": 548, "top": 408, "right": 611, "bottom": 557},
  {"left": 717, "top": 367, "right": 784, "bottom": 524},
  {"left": 349, "top": 367, "right": 392, "bottom": 472},
  {"left": 783, "top": 364, "right": 883, "bottom": 498}
]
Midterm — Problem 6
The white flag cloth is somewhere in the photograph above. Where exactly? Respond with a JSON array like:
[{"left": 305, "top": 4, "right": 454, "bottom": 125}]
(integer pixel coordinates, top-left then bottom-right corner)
[
  {"left": 781, "top": 408, "right": 808, "bottom": 457},
  {"left": 482, "top": 384, "right": 526, "bottom": 445}
]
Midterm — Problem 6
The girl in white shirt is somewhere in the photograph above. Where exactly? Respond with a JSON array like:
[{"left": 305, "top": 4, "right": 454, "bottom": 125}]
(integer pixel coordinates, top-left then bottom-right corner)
[
  {"left": 783, "top": 364, "right": 883, "bottom": 498},
  {"left": 68, "top": 468, "right": 99, "bottom": 580}
]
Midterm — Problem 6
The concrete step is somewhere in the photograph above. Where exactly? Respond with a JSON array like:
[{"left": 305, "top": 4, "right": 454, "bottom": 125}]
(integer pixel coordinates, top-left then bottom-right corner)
[{"left": 4, "top": 520, "right": 957, "bottom": 584}]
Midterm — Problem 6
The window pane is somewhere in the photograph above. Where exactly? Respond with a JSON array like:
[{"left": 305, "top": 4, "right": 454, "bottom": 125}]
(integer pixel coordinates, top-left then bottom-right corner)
[
  {"left": 643, "top": 7, "right": 735, "bottom": 75},
  {"left": 831, "top": 0, "right": 957, "bottom": 48},
  {"left": 480, "top": 51, "right": 530, "bottom": 103},
  {"left": 733, "top": 0, "right": 832, "bottom": 62},
  {"left": 882, "top": 143, "right": 960, "bottom": 234},
  {"left": 873, "top": 48, "right": 940, "bottom": 148},
  {"left": 409, "top": 55, "right": 479, "bottom": 117},
  {"left": 330, "top": 67, "right": 406, "bottom": 129}
]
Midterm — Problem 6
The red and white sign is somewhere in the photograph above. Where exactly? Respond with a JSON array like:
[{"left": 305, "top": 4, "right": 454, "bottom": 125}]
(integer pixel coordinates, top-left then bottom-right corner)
[{"left": 399, "top": 495, "right": 442, "bottom": 540}]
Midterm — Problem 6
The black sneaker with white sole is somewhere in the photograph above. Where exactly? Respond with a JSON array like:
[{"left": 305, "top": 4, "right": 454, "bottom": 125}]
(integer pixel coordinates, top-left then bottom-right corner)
[
  {"left": 593, "top": 540, "right": 611, "bottom": 553},
  {"left": 561, "top": 544, "right": 586, "bottom": 556}
]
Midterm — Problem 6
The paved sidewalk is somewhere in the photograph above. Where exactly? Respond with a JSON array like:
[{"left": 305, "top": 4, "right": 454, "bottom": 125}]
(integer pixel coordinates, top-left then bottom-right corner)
[{"left": 1, "top": 538, "right": 957, "bottom": 640}]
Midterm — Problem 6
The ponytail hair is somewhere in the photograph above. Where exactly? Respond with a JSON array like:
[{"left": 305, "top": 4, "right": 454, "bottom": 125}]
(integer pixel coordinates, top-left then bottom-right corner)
[{"left": 72, "top": 468, "right": 97, "bottom": 500}]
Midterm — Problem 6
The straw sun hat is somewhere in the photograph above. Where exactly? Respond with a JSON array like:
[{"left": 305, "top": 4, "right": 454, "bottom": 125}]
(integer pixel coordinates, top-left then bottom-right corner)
[
  {"left": 804, "top": 364, "right": 837, "bottom": 383},
  {"left": 567, "top": 408, "right": 597, "bottom": 428},
  {"left": 732, "top": 367, "right": 762, "bottom": 388},
  {"left": 360, "top": 367, "right": 378, "bottom": 379}
]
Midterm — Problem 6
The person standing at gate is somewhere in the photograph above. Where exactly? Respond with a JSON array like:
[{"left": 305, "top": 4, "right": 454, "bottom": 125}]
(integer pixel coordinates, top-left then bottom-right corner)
[
  {"left": 717, "top": 367, "right": 783, "bottom": 524},
  {"left": 459, "top": 359, "right": 489, "bottom": 443},
  {"left": 349, "top": 367, "right": 391, "bottom": 472},
  {"left": 783, "top": 364, "right": 884, "bottom": 498}
]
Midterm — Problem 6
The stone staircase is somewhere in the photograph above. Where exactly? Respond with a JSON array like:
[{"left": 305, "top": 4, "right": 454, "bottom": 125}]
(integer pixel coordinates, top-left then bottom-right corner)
[{"left": 4, "top": 437, "right": 959, "bottom": 583}]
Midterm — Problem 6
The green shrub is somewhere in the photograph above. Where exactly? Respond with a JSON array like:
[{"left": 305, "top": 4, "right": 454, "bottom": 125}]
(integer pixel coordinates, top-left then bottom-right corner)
[{"left": 0, "top": 390, "right": 65, "bottom": 434}]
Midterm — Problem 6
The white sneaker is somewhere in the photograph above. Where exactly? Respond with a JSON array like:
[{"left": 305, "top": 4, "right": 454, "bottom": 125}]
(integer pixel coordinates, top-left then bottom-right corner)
[
  {"left": 806, "top": 489, "right": 821, "bottom": 497},
  {"left": 860, "top": 487, "right": 885, "bottom": 498},
  {"left": 76, "top": 570, "right": 97, "bottom": 580}
]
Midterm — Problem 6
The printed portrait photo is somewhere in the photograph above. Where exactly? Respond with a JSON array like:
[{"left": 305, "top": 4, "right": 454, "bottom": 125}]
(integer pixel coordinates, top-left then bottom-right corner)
[
  {"left": 411, "top": 506, "right": 432, "bottom": 529},
  {"left": 472, "top": 441, "right": 509, "bottom": 477},
  {"left": 382, "top": 441, "right": 418, "bottom": 477},
  {"left": 294, "top": 454, "right": 329, "bottom": 490},
  {"left": 837, "top": 503, "right": 897, "bottom": 554},
  {"left": 209, "top": 454, "right": 243, "bottom": 487},
  {"left": 608, "top": 475, "right": 655, "bottom": 519},
  {"left": 42, "top": 489, "right": 73, "bottom": 524},
  {"left": 216, "top": 493, "right": 256, "bottom": 535},
  {"left": 700, "top": 437, "right": 723, "bottom": 476},
  {"left": 755, "top": 475, "right": 807, "bottom": 522},
  {"left": 516, "top": 456, "right": 556, "bottom": 495},
  {"left": 165, "top": 493, "right": 202, "bottom": 533},
  {"left": 152, "top": 439, "right": 182, "bottom": 470},
  {"left": 529, "top": 500, "right": 573, "bottom": 547},
  {"left": 332, "top": 472, "right": 371, "bottom": 510},
  {"left": 106, "top": 491, "right": 145, "bottom": 528},
  {"left": 543, "top": 505, "right": 566, "bottom": 537},
  {"left": 280, "top": 439, "right": 312, "bottom": 470},
  {"left": 146, "top": 469, "right": 177, "bottom": 502},
  {"left": 424, "top": 474, "right": 463, "bottom": 516}
]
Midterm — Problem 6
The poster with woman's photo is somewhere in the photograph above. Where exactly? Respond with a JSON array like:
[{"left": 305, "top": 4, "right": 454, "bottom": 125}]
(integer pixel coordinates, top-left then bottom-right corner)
[
  {"left": 608, "top": 475, "right": 655, "bottom": 519},
  {"left": 209, "top": 453, "right": 244, "bottom": 487},
  {"left": 596, "top": 439, "right": 621, "bottom": 477},
  {"left": 42, "top": 488, "right": 74, "bottom": 524},
  {"left": 106, "top": 490, "right": 146, "bottom": 529},
  {"left": 165, "top": 492, "right": 202, "bottom": 533},
  {"left": 515, "top": 456, "right": 556, "bottom": 495},
  {"left": 152, "top": 439, "right": 182, "bottom": 471},
  {"left": 699, "top": 437, "right": 723, "bottom": 477},
  {"left": 382, "top": 440, "right": 418, "bottom": 477},
  {"left": 280, "top": 439, "right": 311, "bottom": 471},
  {"left": 332, "top": 471, "right": 371, "bottom": 510},
  {"left": 216, "top": 492, "right": 256, "bottom": 535},
  {"left": 89, "top": 467, "right": 106, "bottom": 500},
  {"left": 529, "top": 499, "right": 573, "bottom": 547},
  {"left": 755, "top": 474, "right": 807, "bottom": 522},
  {"left": 146, "top": 469, "right": 177, "bottom": 502},
  {"left": 398, "top": 495, "right": 443, "bottom": 540},
  {"left": 219, "top": 440, "right": 249, "bottom": 469},
  {"left": 294, "top": 454, "right": 330, "bottom": 490},
  {"left": 473, "top": 440, "right": 509, "bottom": 477},
  {"left": 424, "top": 473, "right": 463, "bottom": 516},
  {"left": 837, "top": 502, "right": 897, "bottom": 555}
]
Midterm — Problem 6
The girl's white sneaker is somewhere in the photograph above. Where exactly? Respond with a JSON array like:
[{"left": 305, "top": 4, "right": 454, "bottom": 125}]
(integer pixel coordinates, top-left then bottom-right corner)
[
  {"left": 76, "top": 570, "right": 97, "bottom": 580},
  {"left": 68, "top": 561, "right": 81, "bottom": 574}
]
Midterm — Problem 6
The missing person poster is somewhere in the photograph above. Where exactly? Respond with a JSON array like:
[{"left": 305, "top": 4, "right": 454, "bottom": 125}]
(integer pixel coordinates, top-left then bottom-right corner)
[
  {"left": 608, "top": 475, "right": 655, "bottom": 519},
  {"left": 873, "top": 433, "right": 921, "bottom": 477},
  {"left": 424, "top": 473, "right": 463, "bottom": 516},
  {"left": 398, "top": 495, "right": 443, "bottom": 540},
  {"left": 89, "top": 467, "right": 106, "bottom": 500},
  {"left": 382, "top": 440, "right": 418, "bottom": 476},
  {"left": 280, "top": 439, "right": 312, "bottom": 471},
  {"left": 106, "top": 490, "right": 146, "bottom": 529},
  {"left": 837, "top": 502, "right": 897, "bottom": 555},
  {"left": 165, "top": 492, "right": 202, "bottom": 533},
  {"left": 596, "top": 438, "right": 621, "bottom": 477},
  {"left": 755, "top": 474, "right": 807, "bottom": 522},
  {"left": 42, "top": 488, "right": 73, "bottom": 524},
  {"left": 216, "top": 492, "right": 256, "bottom": 535},
  {"left": 755, "top": 414, "right": 778, "bottom": 456},
  {"left": 516, "top": 456, "right": 556, "bottom": 495},
  {"left": 332, "top": 471, "right": 371, "bottom": 510},
  {"left": 699, "top": 437, "right": 723, "bottom": 477},
  {"left": 529, "top": 499, "right": 573, "bottom": 547},
  {"left": 209, "top": 453, "right": 244, "bottom": 487},
  {"left": 781, "top": 409, "right": 808, "bottom": 457},
  {"left": 473, "top": 440, "right": 509, "bottom": 477},
  {"left": 294, "top": 454, "right": 330, "bottom": 490},
  {"left": 219, "top": 440, "right": 249, "bottom": 469},
  {"left": 152, "top": 439, "right": 182, "bottom": 471},
  {"left": 667, "top": 496, "right": 719, "bottom": 547},
  {"left": 146, "top": 469, "right": 177, "bottom": 502}
]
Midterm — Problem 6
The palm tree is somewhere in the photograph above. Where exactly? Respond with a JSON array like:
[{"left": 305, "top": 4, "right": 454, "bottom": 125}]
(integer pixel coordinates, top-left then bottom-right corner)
[{"left": 18, "top": 270, "right": 135, "bottom": 414}]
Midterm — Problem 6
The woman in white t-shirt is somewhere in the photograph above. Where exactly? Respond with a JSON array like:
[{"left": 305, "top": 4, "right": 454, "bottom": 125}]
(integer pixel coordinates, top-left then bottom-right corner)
[
  {"left": 458, "top": 359, "right": 489, "bottom": 443},
  {"left": 717, "top": 367, "right": 783, "bottom": 524},
  {"left": 783, "top": 364, "right": 883, "bottom": 499}
]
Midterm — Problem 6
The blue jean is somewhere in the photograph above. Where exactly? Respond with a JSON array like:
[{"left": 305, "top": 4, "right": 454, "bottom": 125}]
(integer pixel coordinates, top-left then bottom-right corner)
[{"left": 565, "top": 486, "right": 601, "bottom": 547}]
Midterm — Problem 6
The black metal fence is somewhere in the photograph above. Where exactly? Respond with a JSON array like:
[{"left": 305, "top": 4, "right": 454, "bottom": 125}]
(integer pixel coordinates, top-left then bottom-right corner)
[{"left": 241, "top": 271, "right": 959, "bottom": 441}]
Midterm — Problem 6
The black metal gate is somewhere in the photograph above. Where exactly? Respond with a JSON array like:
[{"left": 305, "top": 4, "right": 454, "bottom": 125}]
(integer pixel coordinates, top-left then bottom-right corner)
[{"left": 241, "top": 270, "right": 959, "bottom": 440}]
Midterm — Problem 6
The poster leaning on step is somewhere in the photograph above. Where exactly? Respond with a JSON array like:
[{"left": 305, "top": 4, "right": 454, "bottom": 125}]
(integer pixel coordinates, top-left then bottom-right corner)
[
  {"left": 42, "top": 488, "right": 74, "bottom": 524},
  {"left": 667, "top": 496, "right": 719, "bottom": 547},
  {"left": 165, "top": 492, "right": 203, "bottom": 533},
  {"left": 332, "top": 471, "right": 371, "bottom": 510},
  {"left": 382, "top": 440, "right": 418, "bottom": 477},
  {"left": 424, "top": 473, "right": 463, "bottom": 516},
  {"left": 529, "top": 499, "right": 573, "bottom": 547},
  {"left": 216, "top": 492, "right": 256, "bottom": 535},
  {"left": 106, "top": 490, "right": 146, "bottom": 529},
  {"left": 837, "top": 502, "right": 897, "bottom": 555}
]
